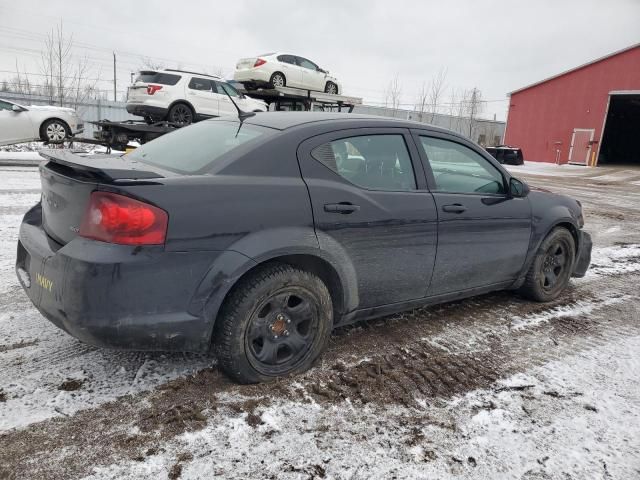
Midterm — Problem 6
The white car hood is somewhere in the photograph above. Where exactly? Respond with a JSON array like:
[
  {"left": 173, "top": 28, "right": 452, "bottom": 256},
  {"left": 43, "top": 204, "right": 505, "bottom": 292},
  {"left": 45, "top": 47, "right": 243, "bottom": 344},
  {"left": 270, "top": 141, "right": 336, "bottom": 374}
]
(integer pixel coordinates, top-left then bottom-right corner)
[{"left": 28, "top": 105, "right": 76, "bottom": 114}]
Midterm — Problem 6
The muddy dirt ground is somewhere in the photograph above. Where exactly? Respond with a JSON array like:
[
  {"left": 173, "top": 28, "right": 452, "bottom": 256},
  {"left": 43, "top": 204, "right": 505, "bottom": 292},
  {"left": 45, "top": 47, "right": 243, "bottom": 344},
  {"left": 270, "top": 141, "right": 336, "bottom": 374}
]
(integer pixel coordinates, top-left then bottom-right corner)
[{"left": 0, "top": 164, "right": 639, "bottom": 479}]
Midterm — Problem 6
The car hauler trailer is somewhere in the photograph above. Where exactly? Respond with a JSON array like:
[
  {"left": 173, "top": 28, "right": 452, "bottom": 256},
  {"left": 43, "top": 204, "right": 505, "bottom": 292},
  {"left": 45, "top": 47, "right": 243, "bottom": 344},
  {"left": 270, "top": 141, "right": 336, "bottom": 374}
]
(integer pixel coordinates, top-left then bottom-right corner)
[
  {"left": 234, "top": 84, "right": 363, "bottom": 113},
  {"left": 70, "top": 85, "right": 362, "bottom": 151}
]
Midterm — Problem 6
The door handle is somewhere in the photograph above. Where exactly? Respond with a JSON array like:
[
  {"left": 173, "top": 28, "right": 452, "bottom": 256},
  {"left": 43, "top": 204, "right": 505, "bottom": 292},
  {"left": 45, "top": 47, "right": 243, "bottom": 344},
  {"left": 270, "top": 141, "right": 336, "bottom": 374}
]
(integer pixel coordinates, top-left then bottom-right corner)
[
  {"left": 442, "top": 204, "right": 467, "bottom": 213},
  {"left": 324, "top": 203, "right": 360, "bottom": 214}
]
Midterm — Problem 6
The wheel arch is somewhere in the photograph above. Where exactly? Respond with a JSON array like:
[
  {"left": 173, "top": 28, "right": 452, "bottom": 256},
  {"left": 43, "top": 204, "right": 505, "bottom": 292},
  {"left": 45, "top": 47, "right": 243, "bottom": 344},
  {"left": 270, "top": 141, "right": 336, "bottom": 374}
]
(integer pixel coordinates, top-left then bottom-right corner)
[
  {"left": 270, "top": 71, "right": 286, "bottom": 86},
  {"left": 514, "top": 216, "right": 581, "bottom": 288},
  {"left": 195, "top": 246, "right": 356, "bottom": 350},
  {"left": 167, "top": 99, "right": 196, "bottom": 117}
]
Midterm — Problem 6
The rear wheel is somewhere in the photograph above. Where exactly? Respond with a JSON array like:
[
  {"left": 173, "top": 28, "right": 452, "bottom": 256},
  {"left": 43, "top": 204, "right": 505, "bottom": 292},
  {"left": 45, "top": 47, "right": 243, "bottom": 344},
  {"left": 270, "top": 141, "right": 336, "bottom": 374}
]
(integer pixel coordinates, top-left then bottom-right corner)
[
  {"left": 269, "top": 72, "right": 286, "bottom": 88},
  {"left": 40, "top": 119, "right": 70, "bottom": 143},
  {"left": 325, "top": 82, "right": 338, "bottom": 95},
  {"left": 519, "top": 228, "right": 575, "bottom": 302},
  {"left": 167, "top": 103, "right": 194, "bottom": 126},
  {"left": 214, "top": 264, "right": 332, "bottom": 384}
]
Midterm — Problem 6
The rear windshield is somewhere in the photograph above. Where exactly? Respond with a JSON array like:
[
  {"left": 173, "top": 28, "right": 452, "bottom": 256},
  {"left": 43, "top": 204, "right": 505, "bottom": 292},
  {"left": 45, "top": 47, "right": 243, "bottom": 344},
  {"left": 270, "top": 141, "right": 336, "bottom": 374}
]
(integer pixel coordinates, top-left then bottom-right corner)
[
  {"left": 126, "top": 120, "right": 273, "bottom": 174},
  {"left": 135, "top": 71, "right": 181, "bottom": 85}
]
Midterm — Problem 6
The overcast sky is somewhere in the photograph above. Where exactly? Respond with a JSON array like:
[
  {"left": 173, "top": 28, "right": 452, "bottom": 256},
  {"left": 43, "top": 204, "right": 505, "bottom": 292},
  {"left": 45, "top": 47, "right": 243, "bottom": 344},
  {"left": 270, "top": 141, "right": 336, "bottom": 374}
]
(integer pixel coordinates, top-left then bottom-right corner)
[{"left": 1, "top": 0, "right": 639, "bottom": 120}]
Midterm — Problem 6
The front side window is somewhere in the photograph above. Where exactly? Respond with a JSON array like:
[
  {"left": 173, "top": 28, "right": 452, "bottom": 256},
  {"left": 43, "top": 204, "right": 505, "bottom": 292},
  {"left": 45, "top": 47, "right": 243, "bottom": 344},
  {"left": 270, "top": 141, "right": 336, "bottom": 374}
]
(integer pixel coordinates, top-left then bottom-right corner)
[
  {"left": 0, "top": 100, "right": 14, "bottom": 111},
  {"left": 420, "top": 136, "right": 506, "bottom": 194},
  {"left": 296, "top": 57, "right": 318, "bottom": 70},
  {"left": 188, "top": 77, "right": 213, "bottom": 91},
  {"left": 311, "top": 134, "right": 416, "bottom": 191},
  {"left": 217, "top": 82, "right": 239, "bottom": 97}
]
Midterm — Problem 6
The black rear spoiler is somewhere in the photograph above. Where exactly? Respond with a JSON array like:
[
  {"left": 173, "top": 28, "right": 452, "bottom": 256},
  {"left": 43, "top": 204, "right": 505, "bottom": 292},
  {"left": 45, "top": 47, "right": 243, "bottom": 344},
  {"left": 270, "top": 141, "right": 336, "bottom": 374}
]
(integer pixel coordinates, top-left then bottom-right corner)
[{"left": 39, "top": 149, "right": 165, "bottom": 181}]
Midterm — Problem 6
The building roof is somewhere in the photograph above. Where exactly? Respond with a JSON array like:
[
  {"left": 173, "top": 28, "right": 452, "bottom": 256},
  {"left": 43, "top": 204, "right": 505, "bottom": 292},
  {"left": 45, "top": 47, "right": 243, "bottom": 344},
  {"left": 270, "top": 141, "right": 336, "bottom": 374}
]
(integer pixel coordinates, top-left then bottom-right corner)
[{"left": 509, "top": 42, "right": 640, "bottom": 96}]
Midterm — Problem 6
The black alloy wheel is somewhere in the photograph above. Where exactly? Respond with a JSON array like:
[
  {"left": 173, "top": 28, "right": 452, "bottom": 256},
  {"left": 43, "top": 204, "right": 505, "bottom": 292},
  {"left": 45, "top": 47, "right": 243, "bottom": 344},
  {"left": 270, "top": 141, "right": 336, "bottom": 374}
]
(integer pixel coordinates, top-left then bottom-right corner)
[{"left": 168, "top": 103, "right": 193, "bottom": 126}]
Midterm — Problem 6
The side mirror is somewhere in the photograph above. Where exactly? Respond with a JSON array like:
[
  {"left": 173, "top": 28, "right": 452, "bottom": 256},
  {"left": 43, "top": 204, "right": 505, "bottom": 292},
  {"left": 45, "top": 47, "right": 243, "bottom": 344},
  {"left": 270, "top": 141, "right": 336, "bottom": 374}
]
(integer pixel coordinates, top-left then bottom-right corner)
[
  {"left": 12, "top": 104, "right": 23, "bottom": 112},
  {"left": 509, "top": 177, "right": 530, "bottom": 198}
]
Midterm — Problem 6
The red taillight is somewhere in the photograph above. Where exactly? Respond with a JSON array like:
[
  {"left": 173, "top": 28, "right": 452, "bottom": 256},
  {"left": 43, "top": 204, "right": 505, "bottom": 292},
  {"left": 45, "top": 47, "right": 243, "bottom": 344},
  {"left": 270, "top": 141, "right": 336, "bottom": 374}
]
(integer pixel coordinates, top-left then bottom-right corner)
[
  {"left": 146, "top": 84, "right": 163, "bottom": 95},
  {"left": 253, "top": 58, "right": 266, "bottom": 67},
  {"left": 79, "top": 192, "right": 168, "bottom": 245}
]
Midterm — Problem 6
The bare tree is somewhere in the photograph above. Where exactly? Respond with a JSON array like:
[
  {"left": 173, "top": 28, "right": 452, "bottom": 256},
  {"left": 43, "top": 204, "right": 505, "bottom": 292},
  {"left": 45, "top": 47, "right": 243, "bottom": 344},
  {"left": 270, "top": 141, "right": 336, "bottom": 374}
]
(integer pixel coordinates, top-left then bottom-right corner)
[
  {"left": 415, "top": 81, "right": 429, "bottom": 122},
  {"left": 384, "top": 75, "right": 402, "bottom": 116},
  {"left": 140, "top": 57, "right": 165, "bottom": 71},
  {"left": 465, "top": 87, "right": 483, "bottom": 138},
  {"left": 427, "top": 67, "right": 447, "bottom": 122},
  {"left": 39, "top": 22, "right": 100, "bottom": 106},
  {"left": 9, "top": 61, "right": 33, "bottom": 95}
]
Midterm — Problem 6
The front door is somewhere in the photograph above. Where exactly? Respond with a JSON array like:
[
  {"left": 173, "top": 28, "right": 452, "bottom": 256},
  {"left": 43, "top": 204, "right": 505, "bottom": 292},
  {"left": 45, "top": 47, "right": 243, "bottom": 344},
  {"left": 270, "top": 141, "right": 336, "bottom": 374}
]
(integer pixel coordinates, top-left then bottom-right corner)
[
  {"left": 0, "top": 100, "right": 34, "bottom": 145},
  {"left": 568, "top": 128, "right": 594, "bottom": 165},
  {"left": 414, "top": 131, "right": 532, "bottom": 296},
  {"left": 186, "top": 77, "right": 219, "bottom": 117},
  {"left": 298, "top": 128, "right": 438, "bottom": 309}
]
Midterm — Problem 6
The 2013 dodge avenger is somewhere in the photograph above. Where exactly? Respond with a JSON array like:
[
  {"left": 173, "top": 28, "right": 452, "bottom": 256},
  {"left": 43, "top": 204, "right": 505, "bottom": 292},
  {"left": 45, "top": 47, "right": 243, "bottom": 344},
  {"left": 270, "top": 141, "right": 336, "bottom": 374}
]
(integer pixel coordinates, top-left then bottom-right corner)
[{"left": 16, "top": 112, "right": 591, "bottom": 383}]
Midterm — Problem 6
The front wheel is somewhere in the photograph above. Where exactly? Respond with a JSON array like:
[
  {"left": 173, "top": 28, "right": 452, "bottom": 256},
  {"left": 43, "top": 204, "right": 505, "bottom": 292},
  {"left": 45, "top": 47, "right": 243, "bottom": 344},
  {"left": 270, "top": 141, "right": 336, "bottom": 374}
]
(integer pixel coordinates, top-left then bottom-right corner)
[
  {"left": 214, "top": 264, "right": 333, "bottom": 384},
  {"left": 519, "top": 228, "right": 576, "bottom": 302},
  {"left": 325, "top": 82, "right": 338, "bottom": 95},
  {"left": 40, "top": 119, "right": 70, "bottom": 143}
]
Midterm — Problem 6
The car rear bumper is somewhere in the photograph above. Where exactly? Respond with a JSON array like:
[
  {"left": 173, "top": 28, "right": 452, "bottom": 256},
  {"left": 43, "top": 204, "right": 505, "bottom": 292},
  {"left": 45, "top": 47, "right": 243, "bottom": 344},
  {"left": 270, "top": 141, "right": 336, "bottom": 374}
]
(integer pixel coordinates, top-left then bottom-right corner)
[
  {"left": 233, "top": 69, "right": 272, "bottom": 86},
  {"left": 126, "top": 103, "right": 168, "bottom": 119},
  {"left": 572, "top": 230, "right": 592, "bottom": 277},
  {"left": 16, "top": 203, "right": 225, "bottom": 353}
]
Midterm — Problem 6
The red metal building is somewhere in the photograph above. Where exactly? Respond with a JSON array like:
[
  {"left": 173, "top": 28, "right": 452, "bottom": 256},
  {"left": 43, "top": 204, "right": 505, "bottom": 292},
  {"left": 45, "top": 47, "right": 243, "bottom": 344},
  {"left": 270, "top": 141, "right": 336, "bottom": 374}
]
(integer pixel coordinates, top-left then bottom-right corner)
[{"left": 504, "top": 44, "right": 640, "bottom": 166}]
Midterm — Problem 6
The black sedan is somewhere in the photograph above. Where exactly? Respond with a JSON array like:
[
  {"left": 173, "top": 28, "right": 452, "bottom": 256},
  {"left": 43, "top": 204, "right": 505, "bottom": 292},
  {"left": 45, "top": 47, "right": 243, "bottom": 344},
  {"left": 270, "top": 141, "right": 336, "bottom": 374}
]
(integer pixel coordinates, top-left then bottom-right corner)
[{"left": 16, "top": 113, "right": 591, "bottom": 383}]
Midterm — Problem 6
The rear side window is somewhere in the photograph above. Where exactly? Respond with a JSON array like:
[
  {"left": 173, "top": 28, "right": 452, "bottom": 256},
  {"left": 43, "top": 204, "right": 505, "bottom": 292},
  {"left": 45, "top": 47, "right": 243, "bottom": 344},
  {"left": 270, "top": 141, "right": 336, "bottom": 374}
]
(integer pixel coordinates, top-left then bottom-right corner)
[
  {"left": 188, "top": 77, "right": 213, "bottom": 91},
  {"left": 311, "top": 134, "right": 416, "bottom": 191},
  {"left": 126, "top": 121, "right": 273, "bottom": 174},
  {"left": 135, "top": 71, "right": 181, "bottom": 85},
  {"left": 277, "top": 55, "right": 296, "bottom": 64}
]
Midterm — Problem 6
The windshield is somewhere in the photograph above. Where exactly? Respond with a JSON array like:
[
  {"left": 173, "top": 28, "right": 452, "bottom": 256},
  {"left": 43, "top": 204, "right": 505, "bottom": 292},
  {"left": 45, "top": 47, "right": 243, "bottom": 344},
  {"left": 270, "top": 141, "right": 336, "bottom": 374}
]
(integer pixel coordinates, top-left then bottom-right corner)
[{"left": 126, "top": 120, "right": 273, "bottom": 174}]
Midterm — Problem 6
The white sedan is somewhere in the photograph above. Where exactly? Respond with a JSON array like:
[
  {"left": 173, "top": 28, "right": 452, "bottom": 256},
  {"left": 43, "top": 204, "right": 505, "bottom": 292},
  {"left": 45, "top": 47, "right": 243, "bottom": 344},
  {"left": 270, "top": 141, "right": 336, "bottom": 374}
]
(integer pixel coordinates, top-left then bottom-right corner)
[
  {"left": 0, "top": 98, "right": 84, "bottom": 146},
  {"left": 234, "top": 53, "right": 341, "bottom": 94}
]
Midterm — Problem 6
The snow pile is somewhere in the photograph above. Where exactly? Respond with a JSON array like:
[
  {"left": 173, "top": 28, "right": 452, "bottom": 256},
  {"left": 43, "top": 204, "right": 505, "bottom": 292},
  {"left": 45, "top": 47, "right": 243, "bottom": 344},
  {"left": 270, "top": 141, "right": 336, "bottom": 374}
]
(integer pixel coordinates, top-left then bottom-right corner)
[{"left": 587, "top": 244, "right": 640, "bottom": 278}]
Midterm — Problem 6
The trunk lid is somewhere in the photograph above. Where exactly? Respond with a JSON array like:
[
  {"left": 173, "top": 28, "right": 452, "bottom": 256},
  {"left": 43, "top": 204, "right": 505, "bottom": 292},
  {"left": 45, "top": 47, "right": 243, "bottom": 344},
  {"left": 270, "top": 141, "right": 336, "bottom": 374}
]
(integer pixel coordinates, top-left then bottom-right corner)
[
  {"left": 38, "top": 149, "right": 167, "bottom": 245},
  {"left": 235, "top": 57, "right": 258, "bottom": 70}
]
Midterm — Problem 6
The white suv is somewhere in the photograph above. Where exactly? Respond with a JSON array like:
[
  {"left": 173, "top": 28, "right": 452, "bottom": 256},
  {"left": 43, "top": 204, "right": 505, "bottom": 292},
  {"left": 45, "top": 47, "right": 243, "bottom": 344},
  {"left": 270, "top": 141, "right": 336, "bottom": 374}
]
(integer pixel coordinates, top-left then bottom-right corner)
[{"left": 126, "top": 69, "right": 267, "bottom": 125}]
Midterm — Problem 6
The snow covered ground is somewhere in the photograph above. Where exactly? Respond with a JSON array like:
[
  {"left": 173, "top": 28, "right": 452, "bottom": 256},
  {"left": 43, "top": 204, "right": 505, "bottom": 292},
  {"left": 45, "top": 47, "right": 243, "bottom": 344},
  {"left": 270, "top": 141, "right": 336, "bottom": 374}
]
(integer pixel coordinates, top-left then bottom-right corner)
[{"left": 1, "top": 164, "right": 639, "bottom": 479}]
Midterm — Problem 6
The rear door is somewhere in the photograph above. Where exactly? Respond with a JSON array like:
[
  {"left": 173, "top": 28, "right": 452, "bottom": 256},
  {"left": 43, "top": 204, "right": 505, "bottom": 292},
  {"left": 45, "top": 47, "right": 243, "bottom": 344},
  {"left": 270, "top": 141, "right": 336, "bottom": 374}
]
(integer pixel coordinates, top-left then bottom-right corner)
[
  {"left": 186, "top": 77, "right": 219, "bottom": 117},
  {"left": 413, "top": 131, "right": 532, "bottom": 296},
  {"left": 298, "top": 128, "right": 438, "bottom": 309},
  {"left": 277, "top": 55, "right": 303, "bottom": 88}
]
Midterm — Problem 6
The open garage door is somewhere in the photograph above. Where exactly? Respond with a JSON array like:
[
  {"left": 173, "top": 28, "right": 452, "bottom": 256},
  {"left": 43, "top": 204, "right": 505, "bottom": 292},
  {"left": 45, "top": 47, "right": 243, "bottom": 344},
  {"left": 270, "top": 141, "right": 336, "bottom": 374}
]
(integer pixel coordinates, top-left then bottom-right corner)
[{"left": 598, "top": 93, "right": 640, "bottom": 166}]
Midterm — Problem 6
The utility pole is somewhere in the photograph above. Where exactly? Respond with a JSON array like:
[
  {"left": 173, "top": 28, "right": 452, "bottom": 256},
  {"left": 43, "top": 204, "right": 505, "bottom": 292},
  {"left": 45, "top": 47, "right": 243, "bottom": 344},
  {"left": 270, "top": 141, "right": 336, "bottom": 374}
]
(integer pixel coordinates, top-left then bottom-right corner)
[
  {"left": 113, "top": 52, "right": 117, "bottom": 102},
  {"left": 468, "top": 87, "right": 478, "bottom": 138}
]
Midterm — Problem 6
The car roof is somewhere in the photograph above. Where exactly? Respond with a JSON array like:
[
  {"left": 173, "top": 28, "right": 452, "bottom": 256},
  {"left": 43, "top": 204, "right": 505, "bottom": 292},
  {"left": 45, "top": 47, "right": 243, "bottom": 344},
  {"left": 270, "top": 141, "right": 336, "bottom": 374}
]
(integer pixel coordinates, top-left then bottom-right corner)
[
  {"left": 242, "top": 111, "right": 458, "bottom": 136},
  {"left": 160, "top": 68, "right": 222, "bottom": 79}
]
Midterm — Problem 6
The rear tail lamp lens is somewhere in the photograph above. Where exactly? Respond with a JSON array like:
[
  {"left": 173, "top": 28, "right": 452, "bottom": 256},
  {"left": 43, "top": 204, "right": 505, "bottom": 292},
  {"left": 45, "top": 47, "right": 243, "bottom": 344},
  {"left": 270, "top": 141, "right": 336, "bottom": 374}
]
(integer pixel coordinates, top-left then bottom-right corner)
[
  {"left": 146, "top": 84, "right": 163, "bottom": 95},
  {"left": 79, "top": 191, "right": 168, "bottom": 245},
  {"left": 254, "top": 58, "right": 266, "bottom": 67}
]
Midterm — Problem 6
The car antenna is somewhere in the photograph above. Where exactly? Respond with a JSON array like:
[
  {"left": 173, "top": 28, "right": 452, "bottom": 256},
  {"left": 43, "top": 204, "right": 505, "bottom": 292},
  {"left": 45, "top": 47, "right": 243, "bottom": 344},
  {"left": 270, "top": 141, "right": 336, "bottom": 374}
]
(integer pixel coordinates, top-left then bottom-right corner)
[{"left": 221, "top": 83, "right": 255, "bottom": 123}]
